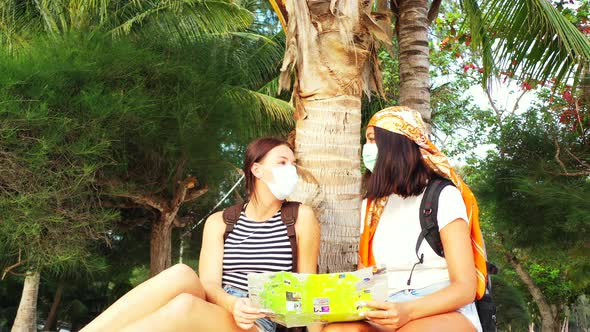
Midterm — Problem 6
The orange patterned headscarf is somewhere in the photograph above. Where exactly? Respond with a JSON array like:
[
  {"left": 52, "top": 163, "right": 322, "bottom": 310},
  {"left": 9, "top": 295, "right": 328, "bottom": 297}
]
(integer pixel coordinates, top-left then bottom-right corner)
[{"left": 358, "top": 106, "right": 488, "bottom": 299}]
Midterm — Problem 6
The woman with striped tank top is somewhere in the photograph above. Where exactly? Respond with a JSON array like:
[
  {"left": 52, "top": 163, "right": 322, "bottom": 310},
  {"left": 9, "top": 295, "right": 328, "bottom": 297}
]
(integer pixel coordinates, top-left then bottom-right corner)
[{"left": 81, "top": 138, "right": 320, "bottom": 332}]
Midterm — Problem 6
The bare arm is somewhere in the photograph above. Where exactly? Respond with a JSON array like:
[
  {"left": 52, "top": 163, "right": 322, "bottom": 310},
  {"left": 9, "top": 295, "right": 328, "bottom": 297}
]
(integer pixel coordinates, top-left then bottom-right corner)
[
  {"left": 295, "top": 204, "right": 320, "bottom": 274},
  {"left": 365, "top": 218, "right": 477, "bottom": 328},
  {"left": 295, "top": 205, "right": 322, "bottom": 332},
  {"left": 404, "top": 218, "right": 477, "bottom": 318},
  {"left": 198, "top": 212, "right": 237, "bottom": 313}
]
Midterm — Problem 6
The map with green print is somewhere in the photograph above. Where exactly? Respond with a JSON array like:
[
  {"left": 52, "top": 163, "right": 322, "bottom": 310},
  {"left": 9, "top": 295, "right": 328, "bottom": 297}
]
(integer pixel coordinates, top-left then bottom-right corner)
[{"left": 247, "top": 266, "right": 388, "bottom": 327}]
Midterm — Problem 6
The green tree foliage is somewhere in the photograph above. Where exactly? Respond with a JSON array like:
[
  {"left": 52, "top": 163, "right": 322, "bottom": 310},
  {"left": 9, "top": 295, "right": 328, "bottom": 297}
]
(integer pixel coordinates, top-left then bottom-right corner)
[
  {"left": 0, "top": 39, "right": 117, "bottom": 274},
  {"left": 474, "top": 109, "right": 588, "bottom": 259},
  {"left": 492, "top": 276, "right": 531, "bottom": 331},
  {"left": 0, "top": 28, "right": 292, "bottom": 320},
  {"left": 467, "top": 105, "right": 589, "bottom": 327}
]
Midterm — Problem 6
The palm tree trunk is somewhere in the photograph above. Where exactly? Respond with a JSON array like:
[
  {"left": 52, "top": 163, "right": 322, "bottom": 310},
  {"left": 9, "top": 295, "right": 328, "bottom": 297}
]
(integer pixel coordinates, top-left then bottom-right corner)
[
  {"left": 44, "top": 280, "right": 65, "bottom": 331},
  {"left": 506, "top": 251, "right": 559, "bottom": 332},
  {"left": 292, "top": 96, "right": 363, "bottom": 272},
  {"left": 280, "top": 0, "right": 385, "bottom": 272},
  {"left": 12, "top": 271, "right": 40, "bottom": 332},
  {"left": 398, "top": 0, "right": 431, "bottom": 124}
]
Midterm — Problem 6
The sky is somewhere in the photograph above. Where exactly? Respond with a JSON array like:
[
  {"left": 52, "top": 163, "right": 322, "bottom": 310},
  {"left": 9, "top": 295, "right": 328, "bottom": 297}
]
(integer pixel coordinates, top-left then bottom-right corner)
[{"left": 444, "top": 80, "right": 537, "bottom": 165}]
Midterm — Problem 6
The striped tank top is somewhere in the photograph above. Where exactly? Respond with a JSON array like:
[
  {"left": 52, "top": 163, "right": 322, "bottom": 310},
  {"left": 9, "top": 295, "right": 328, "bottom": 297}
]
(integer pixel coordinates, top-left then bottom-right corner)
[{"left": 222, "top": 209, "right": 293, "bottom": 291}]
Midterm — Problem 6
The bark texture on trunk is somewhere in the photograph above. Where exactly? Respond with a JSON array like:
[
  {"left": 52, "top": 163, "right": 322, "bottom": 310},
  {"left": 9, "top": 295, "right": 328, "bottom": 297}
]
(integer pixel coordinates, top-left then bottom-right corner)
[
  {"left": 12, "top": 271, "right": 40, "bottom": 332},
  {"left": 291, "top": 96, "right": 363, "bottom": 271},
  {"left": 150, "top": 215, "right": 174, "bottom": 277},
  {"left": 398, "top": 0, "right": 431, "bottom": 124},
  {"left": 506, "top": 251, "right": 559, "bottom": 332},
  {"left": 44, "top": 281, "right": 65, "bottom": 331},
  {"left": 280, "top": 0, "right": 389, "bottom": 272}
]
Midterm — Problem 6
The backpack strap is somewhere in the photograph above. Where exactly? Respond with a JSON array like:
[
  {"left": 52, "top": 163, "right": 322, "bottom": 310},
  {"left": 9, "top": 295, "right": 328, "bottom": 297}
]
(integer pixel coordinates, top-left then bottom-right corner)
[
  {"left": 281, "top": 201, "right": 301, "bottom": 273},
  {"left": 222, "top": 203, "right": 244, "bottom": 242},
  {"left": 416, "top": 178, "right": 454, "bottom": 258}
]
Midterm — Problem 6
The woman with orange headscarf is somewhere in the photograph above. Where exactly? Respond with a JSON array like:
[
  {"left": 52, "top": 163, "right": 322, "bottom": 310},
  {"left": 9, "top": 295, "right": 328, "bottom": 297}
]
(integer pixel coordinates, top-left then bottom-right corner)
[{"left": 323, "top": 107, "right": 484, "bottom": 332}]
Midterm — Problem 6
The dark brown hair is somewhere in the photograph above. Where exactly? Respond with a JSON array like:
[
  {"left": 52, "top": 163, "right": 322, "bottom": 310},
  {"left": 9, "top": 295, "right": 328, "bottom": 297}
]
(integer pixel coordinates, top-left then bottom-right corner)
[
  {"left": 365, "top": 127, "right": 435, "bottom": 199},
  {"left": 243, "top": 137, "right": 292, "bottom": 199}
]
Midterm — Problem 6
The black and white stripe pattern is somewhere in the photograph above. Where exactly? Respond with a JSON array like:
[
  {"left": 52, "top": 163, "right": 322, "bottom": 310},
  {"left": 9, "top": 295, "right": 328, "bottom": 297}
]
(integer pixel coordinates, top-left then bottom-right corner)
[{"left": 222, "top": 211, "right": 293, "bottom": 291}]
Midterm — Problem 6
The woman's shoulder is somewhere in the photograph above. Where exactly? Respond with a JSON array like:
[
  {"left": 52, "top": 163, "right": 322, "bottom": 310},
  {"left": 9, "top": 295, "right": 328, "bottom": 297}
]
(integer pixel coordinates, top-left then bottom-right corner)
[
  {"left": 437, "top": 184, "right": 468, "bottom": 227},
  {"left": 295, "top": 204, "right": 319, "bottom": 228},
  {"left": 439, "top": 184, "right": 464, "bottom": 203},
  {"left": 296, "top": 203, "right": 313, "bottom": 215},
  {"left": 203, "top": 211, "right": 226, "bottom": 232}
]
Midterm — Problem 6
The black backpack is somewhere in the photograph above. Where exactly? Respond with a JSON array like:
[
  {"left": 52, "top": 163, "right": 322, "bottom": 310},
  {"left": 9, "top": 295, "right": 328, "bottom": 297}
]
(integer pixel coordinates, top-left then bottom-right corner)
[
  {"left": 415, "top": 177, "right": 497, "bottom": 332},
  {"left": 222, "top": 201, "right": 305, "bottom": 332}
]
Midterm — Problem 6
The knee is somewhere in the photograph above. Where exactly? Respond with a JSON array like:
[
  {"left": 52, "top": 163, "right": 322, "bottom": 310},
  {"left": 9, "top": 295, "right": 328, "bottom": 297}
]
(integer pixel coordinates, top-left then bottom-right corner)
[
  {"left": 165, "top": 263, "right": 196, "bottom": 277},
  {"left": 162, "top": 264, "right": 205, "bottom": 298},
  {"left": 161, "top": 293, "right": 204, "bottom": 317}
]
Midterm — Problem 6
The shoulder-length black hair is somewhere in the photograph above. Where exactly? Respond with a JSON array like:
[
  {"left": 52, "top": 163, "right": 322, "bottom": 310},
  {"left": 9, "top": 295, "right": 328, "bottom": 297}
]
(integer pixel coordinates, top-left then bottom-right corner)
[{"left": 365, "top": 127, "right": 435, "bottom": 199}]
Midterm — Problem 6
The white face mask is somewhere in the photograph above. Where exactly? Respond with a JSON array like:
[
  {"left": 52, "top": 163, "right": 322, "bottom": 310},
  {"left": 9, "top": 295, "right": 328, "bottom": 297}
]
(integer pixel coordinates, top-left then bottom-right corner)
[
  {"left": 362, "top": 143, "right": 378, "bottom": 172},
  {"left": 260, "top": 164, "right": 299, "bottom": 200}
]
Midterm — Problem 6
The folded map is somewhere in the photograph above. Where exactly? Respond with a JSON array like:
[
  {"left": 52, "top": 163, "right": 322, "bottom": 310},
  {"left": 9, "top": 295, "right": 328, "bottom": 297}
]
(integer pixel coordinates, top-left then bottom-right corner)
[{"left": 247, "top": 266, "right": 388, "bottom": 327}]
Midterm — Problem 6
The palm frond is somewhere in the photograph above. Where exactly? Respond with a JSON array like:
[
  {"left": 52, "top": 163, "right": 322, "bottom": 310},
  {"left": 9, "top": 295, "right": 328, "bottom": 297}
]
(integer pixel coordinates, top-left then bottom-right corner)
[
  {"left": 226, "top": 31, "right": 285, "bottom": 90},
  {"left": 0, "top": 1, "right": 44, "bottom": 52},
  {"left": 110, "top": 0, "right": 254, "bottom": 40},
  {"left": 223, "top": 87, "right": 294, "bottom": 135},
  {"left": 460, "top": 0, "right": 496, "bottom": 88},
  {"left": 258, "top": 76, "right": 281, "bottom": 97},
  {"left": 478, "top": 0, "right": 590, "bottom": 88},
  {"left": 33, "top": 0, "right": 61, "bottom": 34}
]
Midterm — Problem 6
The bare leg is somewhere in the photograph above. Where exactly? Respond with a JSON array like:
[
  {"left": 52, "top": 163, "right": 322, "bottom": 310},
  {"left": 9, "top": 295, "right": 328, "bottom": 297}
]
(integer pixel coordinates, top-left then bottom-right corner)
[
  {"left": 322, "top": 312, "right": 475, "bottom": 332},
  {"left": 82, "top": 264, "right": 206, "bottom": 332},
  {"left": 119, "top": 293, "right": 258, "bottom": 332},
  {"left": 321, "top": 321, "right": 371, "bottom": 332},
  {"left": 398, "top": 312, "right": 475, "bottom": 332}
]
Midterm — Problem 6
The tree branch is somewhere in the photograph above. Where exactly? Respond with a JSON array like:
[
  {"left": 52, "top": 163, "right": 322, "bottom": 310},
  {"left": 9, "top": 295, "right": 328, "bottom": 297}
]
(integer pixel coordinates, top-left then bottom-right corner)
[
  {"left": 549, "top": 171, "right": 590, "bottom": 177},
  {"left": 98, "top": 201, "right": 145, "bottom": 209},
  {"left": 183, "top": 187, "right": 208, "bottom": 204},
  {"left": 164, "top": 176, "right": 204, "bottom": 227},
  {"left": 108, "top": 192, "right": 168, "bottom": 212},
  {"left": 552, "top": 138, "right": 590, "bottom": 176},
  {"left": 98, "top": 178, "right": 169, "bottom": 212},
  {"left": 428, "top": 0, "right": 442, "bottom": 23},
  {"left": 172, "top": 159, "right": 187, "bottom": 187},
  {"left": 505, "top": 250, "right": 557, "bottom": 320},
  {"left": 170, "top": 176, "right": 194, "bottom": 212},
  {"left": 7, "top": 271, "right": 27, "bottom": 277},
  {"left": 486, "top": 88, "right": 503, "bottom": 127},
  {"left": 565, "top": 148, "right": 590, "bottom": 169},
  {"left": 554, "top": 137, "right": 568, "bottom": 173},
  {"left": 511, "top": 90, "right": 528, "bottom": 114},
  {"left": 2, "top": 259, "right": 27, "bottom": 280}
]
